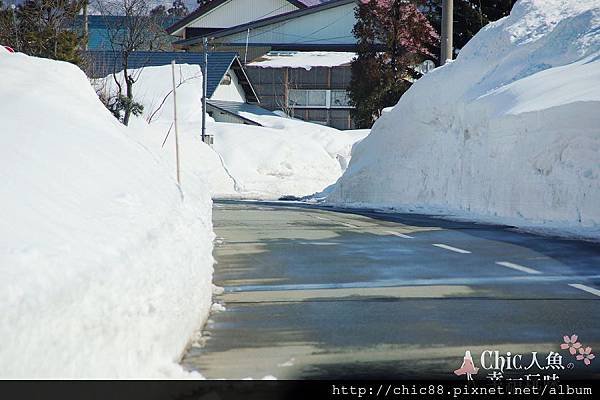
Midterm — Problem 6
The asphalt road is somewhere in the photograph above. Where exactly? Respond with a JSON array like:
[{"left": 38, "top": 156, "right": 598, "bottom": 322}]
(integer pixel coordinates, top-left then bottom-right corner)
[{"left": 182, "top": 200, "right": 600, "bottom": 380}]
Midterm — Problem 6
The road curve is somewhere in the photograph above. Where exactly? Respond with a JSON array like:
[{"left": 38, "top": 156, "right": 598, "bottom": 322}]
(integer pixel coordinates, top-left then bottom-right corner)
[{"left": 182, "top": 200, "right": 600, "bottom": 379}]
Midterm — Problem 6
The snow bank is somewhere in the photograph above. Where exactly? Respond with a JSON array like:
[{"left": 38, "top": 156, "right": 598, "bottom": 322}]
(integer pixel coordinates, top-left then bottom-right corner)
[
  {"left": 103, "top": 64, "right": 367, "bottom": 199},
  {"left": 248, "top": 51, "right": 356, "bottom": 70},
  {"left": 0, "top": 52, "right": 214, "bottom": 378},
  {"left": 328, "top": 0, "right": 600, "bottom": 238},
  {"left": 105, "top": 64, "right": 238, "bottom": 197}
]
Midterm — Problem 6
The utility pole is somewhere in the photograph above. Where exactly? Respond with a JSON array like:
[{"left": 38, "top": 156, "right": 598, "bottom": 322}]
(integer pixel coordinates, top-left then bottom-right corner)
[
  {"left": 202, "top": 37, "right": 208, "bottom": 143},
  {"left": 10, "top": 4, "right": 19, "bottom": 52},
  {"left": 441, "top": 0, "right": 454, "bottom": 65}
]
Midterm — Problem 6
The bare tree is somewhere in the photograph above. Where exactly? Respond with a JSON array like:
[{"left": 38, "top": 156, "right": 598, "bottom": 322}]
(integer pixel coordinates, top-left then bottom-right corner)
[
  {"left": 92, "top": 0, "right": 172, "bottom": 125},
  {"left": 275, "top": 68, "right": 299, "bottom": 118}
]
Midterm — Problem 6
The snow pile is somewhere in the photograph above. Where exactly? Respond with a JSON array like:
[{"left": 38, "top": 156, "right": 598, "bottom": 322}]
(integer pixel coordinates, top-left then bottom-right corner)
[
  {"left": 248, "top": 51, "right": 356, "bottom": 70},
  {"left": 0, "top": 52, "right": 214, "bottom": 378},
  {"left": 103, "top": 64, "right": 367, "bottom": 199},
  {"left": 328, "top": 0, "right": 600, "bottom": 238},
  {"left": 238, "top": 110, "right": 369, "bottom": 171},
  {"left": 102, "top": 64, "right": 238, "bottom": 197},
  {"left": 209, "top": 122, "right": 345, "bottom": 198}
]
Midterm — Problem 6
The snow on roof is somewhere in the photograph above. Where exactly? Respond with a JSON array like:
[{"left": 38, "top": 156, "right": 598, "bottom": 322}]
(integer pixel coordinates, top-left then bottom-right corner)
[{"left": 248, "top": 51, "right": 356, "bottom": 70}]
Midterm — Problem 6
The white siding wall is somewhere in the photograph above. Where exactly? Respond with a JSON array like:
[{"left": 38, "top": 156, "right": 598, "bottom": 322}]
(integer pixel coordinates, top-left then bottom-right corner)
[
  {"left": 211, "top": 69, "right": 247, "bottom": 102},
  {"left": 190, "top": 0, "right": 298, "bottom": 29},
  {"left": 214, "top": 3, "right": 357, "bottom": 45}
]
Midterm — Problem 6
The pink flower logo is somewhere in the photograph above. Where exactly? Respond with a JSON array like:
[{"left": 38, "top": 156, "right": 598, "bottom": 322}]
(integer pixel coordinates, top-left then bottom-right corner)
[
  {"left": 561, "top": 335, "right": 582, "bottom": 355},
  {"left": 576, "top": 347, "right": 595, "bottom": 366}
]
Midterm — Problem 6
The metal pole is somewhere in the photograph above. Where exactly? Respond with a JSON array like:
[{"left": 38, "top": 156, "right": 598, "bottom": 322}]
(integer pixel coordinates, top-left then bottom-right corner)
[
  {"left": 244, "top": 28, "right": 250, "bottom": 65},
  {"left": 441, "top": 0, "right": 454, "bottom": 65},
  {"left": 202, "top": 37, "right": 208, "bottom": 143},
  {"left": 11, "top": 4, "right": 19, "bottom": 52},
  {"left": 171, "top": 61, "right": 181, "bottom": 186}
]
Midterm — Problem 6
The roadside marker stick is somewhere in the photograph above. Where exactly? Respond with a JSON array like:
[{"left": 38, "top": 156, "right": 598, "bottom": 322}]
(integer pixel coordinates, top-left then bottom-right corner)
[{"left": 171, "top": 60, "right": 181, "bottom": 186}]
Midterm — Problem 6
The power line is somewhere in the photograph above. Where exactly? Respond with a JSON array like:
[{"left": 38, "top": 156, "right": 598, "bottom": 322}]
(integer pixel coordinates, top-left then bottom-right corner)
[
  {"left": 246, "top": 7, "right": 354, "bottom": 43},
  {"left": 291, "top": 8, "right": 354, "bottom": 43},
  {"left": 253, "top": 3, "right": 292, "bottom": 21}
]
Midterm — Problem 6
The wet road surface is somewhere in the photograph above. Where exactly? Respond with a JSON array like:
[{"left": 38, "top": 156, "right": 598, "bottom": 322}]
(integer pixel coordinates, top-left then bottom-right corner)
[{"left": 182, "top": 200, "right": 600, "bottom": 379}]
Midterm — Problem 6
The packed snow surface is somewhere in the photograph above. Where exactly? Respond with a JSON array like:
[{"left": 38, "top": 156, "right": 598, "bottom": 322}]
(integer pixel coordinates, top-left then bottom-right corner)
[
  {"left": 328, "top": 0, "right": 600, "bottom": 238},
  {"left": 248, "top": 51, "right": 356, "bottom": 70},
  {"left": 101, "top": 64, "right": 368, "bottom": 199},
  {"left": 0, "top": 52, "right": 214, "bottom": 378}
]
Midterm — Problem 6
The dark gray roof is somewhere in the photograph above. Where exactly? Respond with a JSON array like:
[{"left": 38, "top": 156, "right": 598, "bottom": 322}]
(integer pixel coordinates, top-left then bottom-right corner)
[
  {"left": 207, "top": 100, "right": 282, "bottom": 126},
  {"left": 85, "top": 51, "right": 258, "bottom": 102},
  {"left": 174, "top": 0, "right": 357, "bottom": 47}
]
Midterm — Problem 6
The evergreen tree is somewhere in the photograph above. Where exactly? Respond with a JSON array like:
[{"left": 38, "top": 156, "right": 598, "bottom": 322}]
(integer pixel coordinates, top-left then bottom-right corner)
[
  {"left": 11, "top": 0, "right": 85, "bottom": 64},
  {"left": 349, "top": 0, "right": 438, "bottom": 128}
]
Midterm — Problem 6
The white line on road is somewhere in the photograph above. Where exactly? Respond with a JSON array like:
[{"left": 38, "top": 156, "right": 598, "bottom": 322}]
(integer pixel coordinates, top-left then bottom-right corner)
[
  {"left": 385, "top": 230, "right": 414, "bottom": 239},
  {"left": 496, "top": 261, "right": 541, "bottom": 275},
  {"left": 569, "top": 283, "right": 600, "bottom": 297},
  {"left": 314, "top": 215, "right": 359, "bottom": 228},
  {"left": 432, "top": 244, "right": 471, "bottom": 254}
]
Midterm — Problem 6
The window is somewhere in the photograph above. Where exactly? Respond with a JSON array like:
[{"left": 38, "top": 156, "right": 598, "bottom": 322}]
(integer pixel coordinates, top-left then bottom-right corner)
[
  {"left": 288, "top": 89, "right": 307, "bottom": 107},
  {"left": 307, "top": 90, "right": 327, "bottom": 107},
  {"left": 287, "top": 89, "right": 353, "bottom": 109},
  {"left": 331, "top": 90, "right": 351, "bottom": 107},
  {"left": 221, "top": 73, "right": 232, "bottom": 85},
  {"left": 288, "top": 89, "right": 327, "bottom": 107}
]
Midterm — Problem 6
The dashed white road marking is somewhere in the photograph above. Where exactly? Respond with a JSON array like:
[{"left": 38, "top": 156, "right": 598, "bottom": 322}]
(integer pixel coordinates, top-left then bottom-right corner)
[
  {"left": 569, "top": 284, "right": 600, "bottom": 297},
  {"left": 314, "top": 215, "right": 359, "bottom": 228},
  {"left": 496, "top": 261, "right": 541, "bottom": 275},
  {"left": 432, "top": 244, "right": 471, "bottom": 254},
  {"left": 385, "top": 230, "right": 414, "bottom": 239}
]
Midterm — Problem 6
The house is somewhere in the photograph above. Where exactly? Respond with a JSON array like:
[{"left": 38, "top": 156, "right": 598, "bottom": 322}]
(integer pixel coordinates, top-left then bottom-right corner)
[
  {"left": 85, "top": 51, "right": 272, "bottom": 126},
  {"left": 245, "top": 51, "right": 356, "bottom": 129},
  {"left": 165, "top": 0, "right": 361, "bottom": 129},
  {"left": 166, "top": 0, "right": 332, "bottom": 43},
  {"left": 171, "top": 0, "right": 358, "bottom": 59}
]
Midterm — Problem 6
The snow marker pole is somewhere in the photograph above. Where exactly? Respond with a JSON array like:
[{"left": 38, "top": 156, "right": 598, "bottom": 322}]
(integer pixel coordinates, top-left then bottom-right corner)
[
  {"left": 441, "top": 0, "right": 454, "bottom": 65},
  {"left": 171, "top": 60, "right": 181, "bottom": 186}
]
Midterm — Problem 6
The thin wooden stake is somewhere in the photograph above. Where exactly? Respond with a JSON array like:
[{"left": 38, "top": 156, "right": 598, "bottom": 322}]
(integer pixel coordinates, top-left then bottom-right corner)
[{"left": 171, "top": 60, "right": 181, "bottom": 186}]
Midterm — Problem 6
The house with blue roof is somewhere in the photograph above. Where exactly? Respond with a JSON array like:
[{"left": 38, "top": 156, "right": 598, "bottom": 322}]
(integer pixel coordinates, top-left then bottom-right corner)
[
  {"left": 85, "top": 50, "right": 276, "bottom": 126},
  {"left": 163, "top": 0, "right": 360, "bottom": 129}
]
